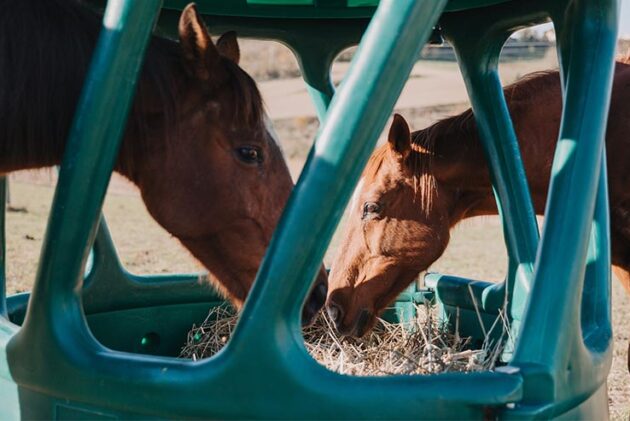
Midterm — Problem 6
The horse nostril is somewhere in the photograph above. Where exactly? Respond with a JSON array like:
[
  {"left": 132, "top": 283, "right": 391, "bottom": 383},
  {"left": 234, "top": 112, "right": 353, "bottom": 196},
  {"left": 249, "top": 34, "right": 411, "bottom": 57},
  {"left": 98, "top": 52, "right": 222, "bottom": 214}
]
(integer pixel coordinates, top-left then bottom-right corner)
[
  {"left": 315, "top": 281, "right": 327, "bottom": 304},
  {"left": 301, "top": 278, "right": 328, "bottom": 327},
  {"left": 326, "top": 303, "right": 344, "bottom": 325},
  {"left": 355, "top": 309, "right": 372, "bottom": 337}
]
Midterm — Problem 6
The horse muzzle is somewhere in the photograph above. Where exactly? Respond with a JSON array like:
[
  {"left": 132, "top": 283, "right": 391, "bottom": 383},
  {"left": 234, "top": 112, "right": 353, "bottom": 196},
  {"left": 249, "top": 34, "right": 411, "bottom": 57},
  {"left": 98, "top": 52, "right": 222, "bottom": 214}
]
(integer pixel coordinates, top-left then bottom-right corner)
[{"left": 326, "top": 302, "right": 373, "bottom": 338}]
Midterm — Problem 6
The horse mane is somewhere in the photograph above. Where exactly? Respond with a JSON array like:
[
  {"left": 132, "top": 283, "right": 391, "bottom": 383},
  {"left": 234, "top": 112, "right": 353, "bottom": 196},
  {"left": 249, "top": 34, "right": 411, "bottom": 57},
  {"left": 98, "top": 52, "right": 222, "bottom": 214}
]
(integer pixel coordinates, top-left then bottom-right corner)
[
  {"left": 362, "top": 146, "right": 388, "bottom": 184},
  {"left": 406, "top": 68, "right": 561, "bottom": 213},
  {"left": 0, "top": 0, "right": 264, "bottom": 179}
]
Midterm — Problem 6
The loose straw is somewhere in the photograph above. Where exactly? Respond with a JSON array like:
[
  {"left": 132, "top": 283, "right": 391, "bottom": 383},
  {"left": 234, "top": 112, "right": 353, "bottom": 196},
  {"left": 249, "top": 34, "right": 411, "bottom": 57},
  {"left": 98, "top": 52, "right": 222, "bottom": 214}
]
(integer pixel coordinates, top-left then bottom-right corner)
[{"left": 180, "top": 303, "right": 508, "bottom": 376}]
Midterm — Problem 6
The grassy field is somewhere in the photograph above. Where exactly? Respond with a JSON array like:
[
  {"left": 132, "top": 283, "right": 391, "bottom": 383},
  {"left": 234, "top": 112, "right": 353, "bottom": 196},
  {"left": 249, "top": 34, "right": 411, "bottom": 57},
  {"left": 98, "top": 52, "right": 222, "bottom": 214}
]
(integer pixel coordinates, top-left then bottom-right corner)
[{"left": 3, "top": 44, "right": 629, "bottom": 416}]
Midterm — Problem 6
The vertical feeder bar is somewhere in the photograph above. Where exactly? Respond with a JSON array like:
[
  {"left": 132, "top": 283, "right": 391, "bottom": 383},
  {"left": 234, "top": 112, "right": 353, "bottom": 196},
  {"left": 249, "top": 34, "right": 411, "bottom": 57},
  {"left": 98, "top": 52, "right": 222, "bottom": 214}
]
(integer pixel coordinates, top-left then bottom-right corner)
[
  {"left": 232, "top": 0, "right": 448, "bottom": 347},
  {"left": 580, "top": 158, "right": 612, "bottom": 357},
  {"left": 0, "top": 176, "right": 6, "bottom": 317},
  {"left": 453, "top": 39, "right": 539, "bottom": 336},
  {"left": 8, "top": 0, "right": 162, "bottom": 358},
  {"left": 295, "top": 43, "right": 337, "bottom": 120},
  {"left": 440, "top": 3, "right": 550, "bottom": 314},
  {"left": 511, "top": 0, "right": 617, "bottom": 404},
  {"left": 433, "top": 3, "right": 551, "bottom": 356},
  {"left": 90, "top": 217, "right": 124, "bottom": 282},
  {"left": 557, "top": 0, "right": 613, "bottom": 384}
]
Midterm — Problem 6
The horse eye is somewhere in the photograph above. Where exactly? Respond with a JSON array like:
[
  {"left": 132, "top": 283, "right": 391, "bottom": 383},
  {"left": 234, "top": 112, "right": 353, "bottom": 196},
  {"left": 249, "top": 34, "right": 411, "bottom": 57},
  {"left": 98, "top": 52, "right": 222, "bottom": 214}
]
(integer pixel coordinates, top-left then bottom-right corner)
[
  {"left": 236, "top": 146, "right": 263, "bottom": 164},
  {"left": 362, "top": 202, "right": 381, "bottom": 219}
]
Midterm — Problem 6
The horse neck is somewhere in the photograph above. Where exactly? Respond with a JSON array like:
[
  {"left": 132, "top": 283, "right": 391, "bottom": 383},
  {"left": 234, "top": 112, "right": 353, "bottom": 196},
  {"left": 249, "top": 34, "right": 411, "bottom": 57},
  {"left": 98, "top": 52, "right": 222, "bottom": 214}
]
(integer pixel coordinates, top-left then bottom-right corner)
[
  {"left": 115, "top": 40, "right": 185, "bottom": 184},
  {"left": 0, "top": 1, "right": 183, "bottom": 185},
  {"left": 421, "top": 120, "right": 547, "bottom": 228},
  {"left": 412, "top": 113, "right": 494, "bottom": 226},
  {"left": 441, "top": 129, "right": 497, "bottom": 224},
  {"left": 419, "top": 70, "right": 563, "bottom": 227}
]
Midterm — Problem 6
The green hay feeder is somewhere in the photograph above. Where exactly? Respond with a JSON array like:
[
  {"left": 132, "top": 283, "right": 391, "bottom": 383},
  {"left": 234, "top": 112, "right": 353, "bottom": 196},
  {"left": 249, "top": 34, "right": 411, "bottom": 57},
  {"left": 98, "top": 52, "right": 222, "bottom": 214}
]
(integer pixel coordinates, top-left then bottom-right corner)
[{"left": 0, "top": 0, "right": 618, "bottom": 418}]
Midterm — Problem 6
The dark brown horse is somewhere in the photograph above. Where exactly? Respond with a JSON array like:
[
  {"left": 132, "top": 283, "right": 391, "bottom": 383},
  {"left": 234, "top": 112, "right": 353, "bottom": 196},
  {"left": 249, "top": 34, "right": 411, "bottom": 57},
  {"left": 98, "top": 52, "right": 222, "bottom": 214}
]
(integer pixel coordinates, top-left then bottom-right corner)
[
  {"left": 327, "top": 59, "right": 630, "bottom": 337},
  {"left": 0, "top": 1, "right": 327, "bottom": 324}
]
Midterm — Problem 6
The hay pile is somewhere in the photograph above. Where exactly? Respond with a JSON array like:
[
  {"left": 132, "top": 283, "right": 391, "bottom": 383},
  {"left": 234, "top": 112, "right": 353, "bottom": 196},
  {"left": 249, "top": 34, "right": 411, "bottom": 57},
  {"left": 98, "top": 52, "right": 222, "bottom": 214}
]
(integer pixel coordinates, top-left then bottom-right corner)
[{"left": 180, "top": 304, "right": 507, "bottom": 376}]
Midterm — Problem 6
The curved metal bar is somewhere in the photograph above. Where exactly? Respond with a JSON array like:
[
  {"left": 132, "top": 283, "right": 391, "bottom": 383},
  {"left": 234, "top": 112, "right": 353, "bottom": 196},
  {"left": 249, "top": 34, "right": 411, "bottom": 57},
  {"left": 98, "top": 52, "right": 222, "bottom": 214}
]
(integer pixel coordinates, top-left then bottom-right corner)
[
  {"left": 81, "top": 218, "right": 216, "bottom": 314},
  {"left": 580, "top": 157, "right": 613, "bottom": 357},
  {"left": 554, "top": 3, "right": 613, "bottom": 364},
  {"left": 511, "top": 0, "right": 618, "bottom": 410}
]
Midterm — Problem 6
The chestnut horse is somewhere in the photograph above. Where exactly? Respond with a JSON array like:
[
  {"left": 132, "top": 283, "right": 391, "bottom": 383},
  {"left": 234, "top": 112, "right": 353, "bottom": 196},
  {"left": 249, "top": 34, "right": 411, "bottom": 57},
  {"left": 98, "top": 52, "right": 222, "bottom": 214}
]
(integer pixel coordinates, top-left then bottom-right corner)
[
  {"left": 0, "top": 1, "right": 327, "bottom": 324},
  {"left": 328, "top": 59, "right": 630, "bottom": 337}
]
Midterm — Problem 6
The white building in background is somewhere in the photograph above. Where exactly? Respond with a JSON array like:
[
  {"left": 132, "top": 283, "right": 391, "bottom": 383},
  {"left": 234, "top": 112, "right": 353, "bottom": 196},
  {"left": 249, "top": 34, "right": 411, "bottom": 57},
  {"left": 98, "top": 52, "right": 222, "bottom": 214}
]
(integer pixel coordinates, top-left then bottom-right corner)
[{"left": 620, "top": 0, "right": 630, "bottom": 39}]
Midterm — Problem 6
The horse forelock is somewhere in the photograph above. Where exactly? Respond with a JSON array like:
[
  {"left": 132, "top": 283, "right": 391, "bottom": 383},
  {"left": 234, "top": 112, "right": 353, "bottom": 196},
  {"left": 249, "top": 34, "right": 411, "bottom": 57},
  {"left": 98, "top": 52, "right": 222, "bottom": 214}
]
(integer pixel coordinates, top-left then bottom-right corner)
[
  {"left": 409, "top": 130, "right": 439, "bottom": 215},
  {"left": 362, "top": 146, "right": 388, "bottom": 184},
  {"left": 361, "top": 136, "right": 437, "bottom": 216},
  {"left": 222, "top": 58, "right": 264, "bottom": 128},
  {"left": 349, "top": 177, "right": 365, "bottom": 214},
  {"left": 263, "top": 113, "right": 285, "bottom": 157}
]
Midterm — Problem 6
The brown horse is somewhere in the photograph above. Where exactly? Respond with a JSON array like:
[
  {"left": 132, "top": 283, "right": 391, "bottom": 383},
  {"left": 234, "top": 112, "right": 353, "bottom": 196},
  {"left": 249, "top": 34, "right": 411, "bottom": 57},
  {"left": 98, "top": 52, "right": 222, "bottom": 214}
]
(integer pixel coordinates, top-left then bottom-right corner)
[
  {"left": 0, "top": 1, "right": 327, "bottom": 324},
  {"left": 327, "top": 59, "right": 630, "bottom": 337}
]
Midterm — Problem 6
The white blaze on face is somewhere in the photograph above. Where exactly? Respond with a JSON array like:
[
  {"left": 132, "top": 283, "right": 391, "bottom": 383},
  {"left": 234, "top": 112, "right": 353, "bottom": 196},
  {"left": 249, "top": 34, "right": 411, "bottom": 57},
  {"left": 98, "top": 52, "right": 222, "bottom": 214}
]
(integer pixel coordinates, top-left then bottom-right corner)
[
  {"left": 263, "top": 113, "right": 284, "bottom": 156},
  {"left": 350, "top": 178, "right": 365, "bottom": 214}
]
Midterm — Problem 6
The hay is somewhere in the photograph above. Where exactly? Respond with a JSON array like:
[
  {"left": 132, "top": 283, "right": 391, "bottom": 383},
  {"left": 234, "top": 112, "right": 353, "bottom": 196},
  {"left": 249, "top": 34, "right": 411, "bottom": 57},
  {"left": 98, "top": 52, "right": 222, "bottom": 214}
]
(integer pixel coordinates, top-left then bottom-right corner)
[
  {"left": 180, "top": 305, "right": 237, "bottom": 361},
  {"left": 180, "top": 304, "right": 508, "bottom": 376}
]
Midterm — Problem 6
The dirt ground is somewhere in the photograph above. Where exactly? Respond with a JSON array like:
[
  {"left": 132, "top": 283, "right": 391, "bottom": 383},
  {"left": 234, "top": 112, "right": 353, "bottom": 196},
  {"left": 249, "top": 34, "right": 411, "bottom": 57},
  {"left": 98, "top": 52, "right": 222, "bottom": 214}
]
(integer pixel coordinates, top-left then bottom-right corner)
[{"left": 2, "top": 49, "right": 628, "bottom": 416}]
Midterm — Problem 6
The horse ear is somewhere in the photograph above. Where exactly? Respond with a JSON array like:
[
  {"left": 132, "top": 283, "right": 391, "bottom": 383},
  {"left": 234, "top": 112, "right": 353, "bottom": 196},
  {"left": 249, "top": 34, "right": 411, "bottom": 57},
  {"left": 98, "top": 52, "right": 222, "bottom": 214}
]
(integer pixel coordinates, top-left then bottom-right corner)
[
  {"left": 216, "top": 32, "right": 240, "bottom": 64},
  {"left": 178, "top": 3, "right": 222, "bottom": 81},
  {"left": 388, "top": 114, "right": 411, "bottom": 160}
]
